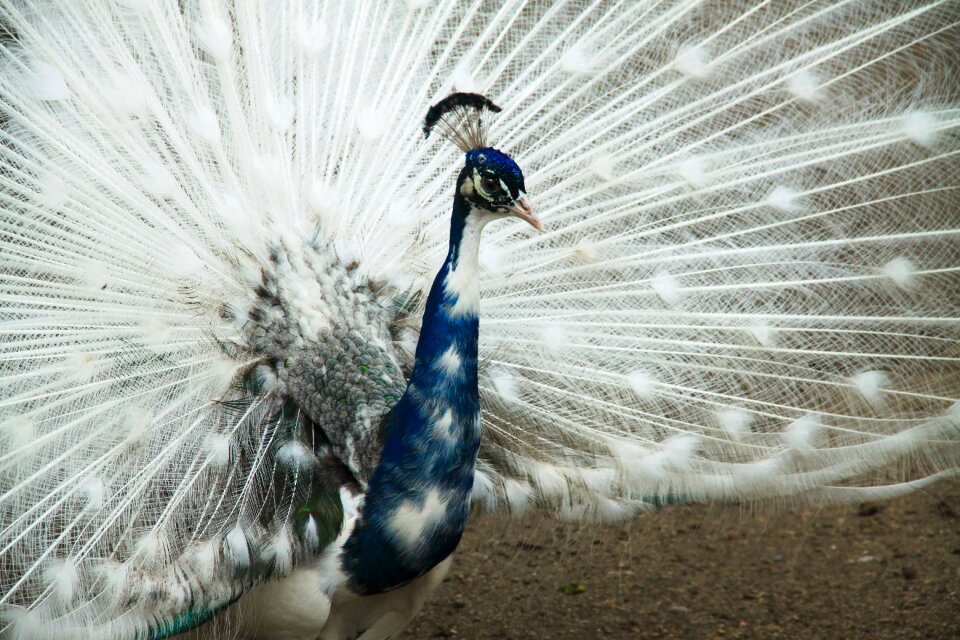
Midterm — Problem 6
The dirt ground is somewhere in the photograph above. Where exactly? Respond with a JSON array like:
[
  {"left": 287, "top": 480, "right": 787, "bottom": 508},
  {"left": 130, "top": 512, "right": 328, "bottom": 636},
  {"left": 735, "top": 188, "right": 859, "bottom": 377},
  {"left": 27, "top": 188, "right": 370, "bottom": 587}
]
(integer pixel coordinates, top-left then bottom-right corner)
[{"left": 401, "top": 483, "right": 960, "bottom": 639}]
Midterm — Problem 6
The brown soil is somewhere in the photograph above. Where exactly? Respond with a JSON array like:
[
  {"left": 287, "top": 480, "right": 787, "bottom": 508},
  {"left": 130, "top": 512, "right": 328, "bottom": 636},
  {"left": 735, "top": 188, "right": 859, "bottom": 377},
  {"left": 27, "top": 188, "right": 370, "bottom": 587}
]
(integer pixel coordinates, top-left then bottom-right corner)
[{"left": 402, "top": 484, "right": 960, "bottom": 639}]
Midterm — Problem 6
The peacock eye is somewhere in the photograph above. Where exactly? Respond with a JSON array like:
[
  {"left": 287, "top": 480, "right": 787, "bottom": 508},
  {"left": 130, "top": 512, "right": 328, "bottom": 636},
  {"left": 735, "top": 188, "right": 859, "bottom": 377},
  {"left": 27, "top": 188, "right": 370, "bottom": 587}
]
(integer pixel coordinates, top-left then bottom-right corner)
[{"left": 480, "top": 174, "right": 501, "bottom": 195}]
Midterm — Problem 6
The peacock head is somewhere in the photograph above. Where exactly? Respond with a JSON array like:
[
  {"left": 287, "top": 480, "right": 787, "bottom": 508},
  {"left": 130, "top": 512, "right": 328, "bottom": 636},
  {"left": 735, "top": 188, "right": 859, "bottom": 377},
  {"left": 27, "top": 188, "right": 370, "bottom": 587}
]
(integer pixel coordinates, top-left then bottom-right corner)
[
  {"left": 460, "top": 147, "right": 538, "bottom": 229},
  {"left": 424, "top": 92, "right": 540, "bottom": 230}
]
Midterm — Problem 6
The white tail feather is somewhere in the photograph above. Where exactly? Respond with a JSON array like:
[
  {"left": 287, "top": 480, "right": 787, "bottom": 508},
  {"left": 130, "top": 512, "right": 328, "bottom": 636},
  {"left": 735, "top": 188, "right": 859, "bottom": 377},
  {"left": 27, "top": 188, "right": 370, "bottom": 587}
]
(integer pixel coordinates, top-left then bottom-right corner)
[{"left": 1, "top": 1, "right": 959, "bottom": 638}]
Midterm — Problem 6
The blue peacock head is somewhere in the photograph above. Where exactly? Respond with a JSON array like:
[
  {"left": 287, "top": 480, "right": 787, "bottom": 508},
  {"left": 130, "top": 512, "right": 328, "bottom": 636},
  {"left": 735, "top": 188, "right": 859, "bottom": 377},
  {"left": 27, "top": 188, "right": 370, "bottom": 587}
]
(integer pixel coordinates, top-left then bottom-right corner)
[{"left": 424, "top": 92, "right": 539, "bottom": 230}]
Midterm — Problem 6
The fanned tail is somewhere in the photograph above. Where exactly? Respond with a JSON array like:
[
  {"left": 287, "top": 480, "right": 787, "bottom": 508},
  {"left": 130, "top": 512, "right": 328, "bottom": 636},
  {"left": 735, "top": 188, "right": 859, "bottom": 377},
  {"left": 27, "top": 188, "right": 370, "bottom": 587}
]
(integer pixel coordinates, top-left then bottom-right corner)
[
  {"left": 0, "top": 2, "right": 352, "bottom": 637},
  {"left": 464, "top": 0, "right": 960, "bottom": 517},
  {"left": 1, "top": 1, "right": 959, "bottom": 638}
]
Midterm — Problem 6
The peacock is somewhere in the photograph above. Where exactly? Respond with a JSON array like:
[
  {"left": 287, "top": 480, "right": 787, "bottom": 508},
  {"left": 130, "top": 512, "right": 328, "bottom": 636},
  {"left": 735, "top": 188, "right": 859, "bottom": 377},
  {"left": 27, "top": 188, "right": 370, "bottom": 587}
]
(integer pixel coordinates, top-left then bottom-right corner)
[{"left": 0, "top": 1, "right": 958, "bottom": 638}]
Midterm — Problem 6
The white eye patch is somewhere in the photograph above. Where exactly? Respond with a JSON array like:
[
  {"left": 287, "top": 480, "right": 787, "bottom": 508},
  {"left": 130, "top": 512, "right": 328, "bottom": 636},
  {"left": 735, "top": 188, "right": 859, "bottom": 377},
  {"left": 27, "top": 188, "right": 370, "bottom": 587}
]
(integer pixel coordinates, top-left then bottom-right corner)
[{"left": 472, "top": 169, "right": 491, "bottom": 199}]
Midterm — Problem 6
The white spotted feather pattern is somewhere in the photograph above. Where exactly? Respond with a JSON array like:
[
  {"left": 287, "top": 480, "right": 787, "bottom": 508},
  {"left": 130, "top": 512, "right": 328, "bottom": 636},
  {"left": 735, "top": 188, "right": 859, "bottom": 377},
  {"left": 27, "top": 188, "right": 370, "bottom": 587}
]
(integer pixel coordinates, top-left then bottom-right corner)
[{"left": 1, "top": 1, "right": 959, "bottom": 639}]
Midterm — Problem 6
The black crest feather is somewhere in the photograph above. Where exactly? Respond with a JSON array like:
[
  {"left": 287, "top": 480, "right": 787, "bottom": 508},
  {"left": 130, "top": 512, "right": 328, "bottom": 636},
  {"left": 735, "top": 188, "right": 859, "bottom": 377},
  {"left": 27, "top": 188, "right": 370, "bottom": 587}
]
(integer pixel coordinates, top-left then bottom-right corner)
[{"left": 423, "top": 92, "right": 502, "bottom": 152}]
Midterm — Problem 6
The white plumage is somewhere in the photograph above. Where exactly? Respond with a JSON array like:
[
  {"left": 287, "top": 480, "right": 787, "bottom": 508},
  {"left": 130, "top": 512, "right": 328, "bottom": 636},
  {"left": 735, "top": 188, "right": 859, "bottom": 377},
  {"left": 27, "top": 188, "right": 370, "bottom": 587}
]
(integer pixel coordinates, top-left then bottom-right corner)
[{"left": 0, "top": 1, "right": 958, "bottom": 639}]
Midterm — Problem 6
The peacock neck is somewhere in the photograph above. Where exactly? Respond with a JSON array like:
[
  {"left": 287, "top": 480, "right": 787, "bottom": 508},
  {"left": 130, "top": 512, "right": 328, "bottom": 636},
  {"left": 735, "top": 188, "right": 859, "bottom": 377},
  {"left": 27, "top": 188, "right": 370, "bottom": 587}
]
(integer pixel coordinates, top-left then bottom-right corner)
[{"left": 341, "top": 192, "right": 492, "bottom": 595}]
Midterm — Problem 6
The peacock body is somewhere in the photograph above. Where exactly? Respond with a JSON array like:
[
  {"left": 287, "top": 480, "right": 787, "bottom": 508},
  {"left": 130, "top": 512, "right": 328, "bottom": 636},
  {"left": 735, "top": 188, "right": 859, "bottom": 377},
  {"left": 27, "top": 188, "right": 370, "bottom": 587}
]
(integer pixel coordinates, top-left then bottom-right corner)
[{"left": 0, "top": 1, "right": 958, "bottom": 639}]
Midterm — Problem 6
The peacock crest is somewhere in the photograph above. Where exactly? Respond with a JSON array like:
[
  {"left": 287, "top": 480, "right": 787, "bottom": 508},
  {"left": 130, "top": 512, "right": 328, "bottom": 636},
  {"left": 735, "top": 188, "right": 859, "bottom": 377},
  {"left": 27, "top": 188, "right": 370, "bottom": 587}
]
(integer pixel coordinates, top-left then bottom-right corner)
[{"left": 422, "top": 92, "right": 502, "bottom": 151}]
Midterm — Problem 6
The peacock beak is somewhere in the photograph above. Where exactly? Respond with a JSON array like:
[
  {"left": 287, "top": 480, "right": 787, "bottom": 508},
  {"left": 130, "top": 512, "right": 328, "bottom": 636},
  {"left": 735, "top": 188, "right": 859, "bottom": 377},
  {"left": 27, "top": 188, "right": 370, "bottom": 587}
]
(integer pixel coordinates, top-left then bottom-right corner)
[{"left": 509, "top": 194, "right": 540, "bottom": 230}]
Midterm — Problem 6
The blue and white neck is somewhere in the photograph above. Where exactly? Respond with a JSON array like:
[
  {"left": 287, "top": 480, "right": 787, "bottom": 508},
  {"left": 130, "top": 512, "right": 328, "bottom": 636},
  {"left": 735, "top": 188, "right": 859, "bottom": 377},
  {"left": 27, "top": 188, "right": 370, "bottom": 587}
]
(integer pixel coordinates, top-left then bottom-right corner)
[{"left": 341, "top": 187, "right": 495, "bottom": 595}]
